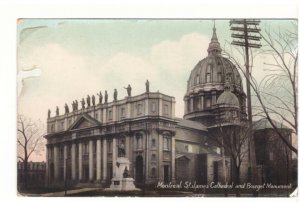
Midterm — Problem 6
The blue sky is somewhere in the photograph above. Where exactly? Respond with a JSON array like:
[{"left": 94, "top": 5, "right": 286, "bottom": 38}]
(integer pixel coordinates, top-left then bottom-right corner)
[{"left": 17, "top": 19, "right": 297, "bottom": 160}]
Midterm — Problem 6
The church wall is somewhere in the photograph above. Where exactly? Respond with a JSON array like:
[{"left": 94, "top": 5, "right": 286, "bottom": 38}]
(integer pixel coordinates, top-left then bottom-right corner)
[{"left": 47, "top": 92, "right": 175, "bottom": 135}]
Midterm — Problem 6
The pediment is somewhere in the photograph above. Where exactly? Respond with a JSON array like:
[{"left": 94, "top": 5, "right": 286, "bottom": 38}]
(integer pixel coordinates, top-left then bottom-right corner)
[{"left": 68, "top": 113, "right": 101, "bottom": 131}]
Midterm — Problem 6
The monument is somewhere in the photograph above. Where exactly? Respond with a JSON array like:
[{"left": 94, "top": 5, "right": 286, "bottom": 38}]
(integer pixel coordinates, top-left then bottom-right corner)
[{"left": 105, "top": 139, "right": 140, "bottom": 191}]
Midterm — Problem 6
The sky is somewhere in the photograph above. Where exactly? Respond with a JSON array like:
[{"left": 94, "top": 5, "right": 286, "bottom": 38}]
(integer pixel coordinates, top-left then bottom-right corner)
[{"left": 16, "top": 19, "right": 297, "bottom": 161}]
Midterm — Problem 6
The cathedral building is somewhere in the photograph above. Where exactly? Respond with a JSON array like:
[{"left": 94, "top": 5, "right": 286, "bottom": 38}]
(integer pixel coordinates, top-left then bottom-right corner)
[{"left": 44, "top": 25, "right": 293, "bottom": 188}]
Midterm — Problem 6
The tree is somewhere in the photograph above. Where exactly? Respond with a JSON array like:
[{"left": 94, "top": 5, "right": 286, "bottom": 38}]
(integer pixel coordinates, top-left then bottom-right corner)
[
  {"left": 223, "top": 21, "right": 297, "bottom": 154},
  {"left": 208, "top": 114, "right": 250, "bottom": 196},
  {"left": 17, "top": 115, "right": 45, "bottom": 189}
]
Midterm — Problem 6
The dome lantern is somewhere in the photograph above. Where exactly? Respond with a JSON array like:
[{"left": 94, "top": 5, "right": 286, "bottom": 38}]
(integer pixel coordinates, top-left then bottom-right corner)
[{"left": 207, "top": 23, "right": 222, "bottom": 55}]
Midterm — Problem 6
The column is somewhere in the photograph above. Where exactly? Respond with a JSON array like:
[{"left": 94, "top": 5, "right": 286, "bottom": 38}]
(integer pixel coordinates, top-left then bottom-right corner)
[
  {"left": 145, "top": 131, "right": 150, "bottom": 182},
  {"left": 45, "top": 146, "right": 49, "bottom": 186},
  {"left": 158, "top": 134, "right": 163, "bottom": 181},
  {"left": 190, "top": 97, "right": 194, "bottom": 112},
  {"left": 89, "top": 140, "right": 94, "bottom": 181},
  {"left": 96, "top": 139, "right": 101, "bottom": 181},
  {"left": 63, "top": 144, "right": 67, "bottom": 180},
  {"left": 78, "top": 142, "right": 82, "bottom": 180},
  {"left": 71, "top": 143, "right": 76, "bottom": 180},
  {"left": 102, "top": 139, "right": 107, "bottom": 181},
  {"left": 201, "top": 95, "right": 204, "bottom": 110},
  {"left": 171, "top": 136, "right": 176, "bottom": 183},
  {"left": 53, "top": 145, "right": 59, "bottom": 180},
  {"left": 112, "top": 138, "right": 117, "bottom": 177}
]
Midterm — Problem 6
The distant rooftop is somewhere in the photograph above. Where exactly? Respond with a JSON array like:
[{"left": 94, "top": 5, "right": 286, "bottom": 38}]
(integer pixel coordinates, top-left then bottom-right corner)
[
  {"left": 253, "top": 118, "right": 292, "bottom": 131},
  {"left": 175, "top": 118, "right": 207, "bottom": 131}
]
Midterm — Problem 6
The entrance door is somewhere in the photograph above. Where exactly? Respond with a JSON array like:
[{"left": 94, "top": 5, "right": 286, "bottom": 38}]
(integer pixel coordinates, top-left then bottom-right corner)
[
  {"left": 213, "top": 161, "right": 218, "bottom": 183},
  {"left": 164, "top": 165, "right": 169, "bottom": 183},
  {"left": 135, "top": 156, "right": 143, "bottom": 184},
  {"left": 83, "top": 165, "right": 89, "bottom": 182}
]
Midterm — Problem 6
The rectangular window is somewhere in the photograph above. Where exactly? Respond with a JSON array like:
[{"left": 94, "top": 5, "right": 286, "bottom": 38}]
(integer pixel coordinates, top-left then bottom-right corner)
[
  {"left": 151, "top": 139, "right": 156, "bottom": 148},
  {"left": 121, "top": 108, "right": 125, "bottom": 118},
  {"left": 137, "top": 104, "right": 142, "bottom": 114},
  {"left": 151, "top": 154, "right": 156, "bottom": 161},
  {"left": 151, "top": 102, "right": 156, "bottom": 112},
  {"left": 108, "top": 110, "right": 112, "bottom": 120},
  {"left": 68, "top": 119, "right": 72, "bottom": 127},
  {"left": 164, "top": 104, "right": 169, "bottom": 115},
  {"left": 163, "top": 136, "right": 170, "bottom": 151},
  {"left": 205, "top": 98, "right": 211, "bottom": 108},
  {"left": 61, "top": 121, "right": 64, "bottom": 130},
  {"left": 95, "top": 113, "right": 98, "bottom": 120}
]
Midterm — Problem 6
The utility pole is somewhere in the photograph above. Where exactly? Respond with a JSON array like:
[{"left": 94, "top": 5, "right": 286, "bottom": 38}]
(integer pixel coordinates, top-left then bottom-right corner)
[{"left": 230, "top": 19, "right": 261, "bottom": 187}]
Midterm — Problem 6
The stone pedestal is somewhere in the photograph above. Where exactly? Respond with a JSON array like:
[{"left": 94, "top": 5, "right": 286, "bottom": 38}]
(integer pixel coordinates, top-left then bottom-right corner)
[{"left": 106, "top": 157, "right": 140, "bottom": 191}]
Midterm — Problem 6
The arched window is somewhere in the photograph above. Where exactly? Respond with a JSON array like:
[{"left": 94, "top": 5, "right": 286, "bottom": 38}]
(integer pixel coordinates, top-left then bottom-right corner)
[
  {"left": 206, "top": 64, "right": 212, "bottom": 82},
  {"left": 217, "top": 72, "right": 222, "bottom": 82},
  {"left": 196, "top": 74, "right": 200, "bottom": 84},
  {"left": 163, "top": 136, "right": 170, "bottom": 151},
  {"left": 136, "top": 135, "right": 143, "bottom": 149},
  {"left": 206, "top": 73, "right": 211, "bottom": 82}
]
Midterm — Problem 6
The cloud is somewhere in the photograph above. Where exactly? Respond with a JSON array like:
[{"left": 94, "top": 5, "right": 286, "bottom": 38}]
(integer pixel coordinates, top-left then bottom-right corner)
[
  {"left": 151, "top": 33, "right": 210, "bottom": 72},
  {"left": 18, "top": 32, "right": 211, "bottom": 125}
]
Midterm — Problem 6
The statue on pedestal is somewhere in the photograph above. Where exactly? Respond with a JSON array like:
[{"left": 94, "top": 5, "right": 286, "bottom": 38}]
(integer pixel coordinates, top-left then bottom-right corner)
[
  {"left": 123, "top": 166, "right": 130, "bottom": 178},
  {"left": 92, "top": 95, "right": 95, "bottom": 106},
  {"left": 105, "top": 90, "right": 108, "bottom": 103},
  {"left": 86, "top": 95, "right": 91, "bottom": 107},
  {"left": 114, "top": 89, "right": 118, "bottom": 101},
  {"left": 56, "top": 106, "right": 59, "bottom": 116},
  {"left": 48, "top": 109, "right": 51, "bottom": 119},
  {"left": 145, "top": 79, "right": 149, "bottom": 93},
  {"left": 124, "top": 84, "right": 132, "bottom": 97},
  {"left": 75, "top": 100, "right": 78, "bottom": 110},
  {"left": 81, "top": 98, "right": 85, "bottom": 109},
  {"left": 71, "top": 101, "right": 75, "bottom": 111},
  {"left": 64, "top": 103, "right": 69, "bottom": 114},
  {"left": 97, "top": 91, "right": 103, "bottom": 104}
]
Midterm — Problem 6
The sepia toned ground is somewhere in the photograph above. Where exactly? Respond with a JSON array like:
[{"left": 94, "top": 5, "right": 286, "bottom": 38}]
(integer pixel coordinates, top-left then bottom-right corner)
[{"left": 18, "top": 186, "right": 296, "bottom": 197}]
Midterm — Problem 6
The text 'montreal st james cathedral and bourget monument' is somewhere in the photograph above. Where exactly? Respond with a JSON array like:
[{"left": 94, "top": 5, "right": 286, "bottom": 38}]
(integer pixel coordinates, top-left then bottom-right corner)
[{"left": 44, "top": 25, "right": 293, "bottom": 189}]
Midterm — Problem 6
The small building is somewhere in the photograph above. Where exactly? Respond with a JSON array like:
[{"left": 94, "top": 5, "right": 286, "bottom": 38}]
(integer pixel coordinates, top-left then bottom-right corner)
[
  {"left": 253, "top": 118, "right": 294, "bottom": 185},
  {"left": 17, "top": 161, "right": 46, "bottom": 189}
]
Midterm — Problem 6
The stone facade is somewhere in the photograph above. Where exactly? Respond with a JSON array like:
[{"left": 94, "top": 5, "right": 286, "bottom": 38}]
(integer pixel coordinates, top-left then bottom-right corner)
[
  {"left": 44, "top": 25, "right": 294, "bottom": 189},
  {"left": 45, "top": 92, "right": 177, "bottom": 187}
]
